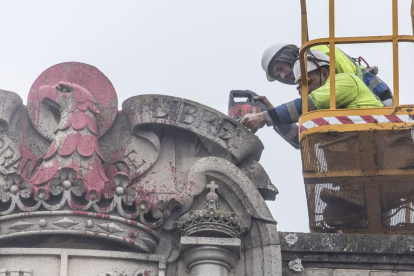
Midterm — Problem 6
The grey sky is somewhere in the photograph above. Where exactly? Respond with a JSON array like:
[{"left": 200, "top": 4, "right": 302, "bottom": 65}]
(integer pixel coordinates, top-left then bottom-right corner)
[{"left": 1, "top": 0, "right": 414, "bottom": 232}]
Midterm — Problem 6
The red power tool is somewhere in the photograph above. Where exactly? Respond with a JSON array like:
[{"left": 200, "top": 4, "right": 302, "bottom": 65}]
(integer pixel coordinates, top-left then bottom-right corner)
[{"left": 228, "top": 90, "right": 267, "bottom": 120}]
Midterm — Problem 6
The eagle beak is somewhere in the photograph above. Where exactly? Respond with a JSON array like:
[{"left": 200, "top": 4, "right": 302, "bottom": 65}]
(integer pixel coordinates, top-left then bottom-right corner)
[{"left": 39, "top": 85, "right": 61, "bottom": 111}]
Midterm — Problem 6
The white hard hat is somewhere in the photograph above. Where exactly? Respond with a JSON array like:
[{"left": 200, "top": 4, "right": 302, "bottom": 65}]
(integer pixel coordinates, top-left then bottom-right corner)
[
  {"left": 293, "top": 50, "right": 330, "bottom": 83},
  {"left": 261, "top": 44, "right": 297, "bottom": 82}
]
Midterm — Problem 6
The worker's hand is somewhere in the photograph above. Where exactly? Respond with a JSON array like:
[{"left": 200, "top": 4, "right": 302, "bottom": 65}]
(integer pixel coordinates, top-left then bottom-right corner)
[
  {"left": 254, "top": 95, "right": 274, "bottom": 109},
  {"left": 240, "top": 113, "right": 266, "bottom": 130}
]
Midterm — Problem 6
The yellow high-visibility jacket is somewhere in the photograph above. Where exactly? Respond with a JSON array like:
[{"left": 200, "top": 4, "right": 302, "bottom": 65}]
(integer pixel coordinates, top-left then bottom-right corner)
[
  {"left": 266, "top": 73, "right": 383, "bottom": 126},
  {"left": 311, "top": 45, "right": 363, "bottom": 79},
  {"left": 310, "top": 73, "right": 383, "bottom": 110}
]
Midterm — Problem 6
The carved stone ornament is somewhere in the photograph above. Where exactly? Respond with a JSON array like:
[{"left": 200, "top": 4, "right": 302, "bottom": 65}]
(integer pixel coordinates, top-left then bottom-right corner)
[
  {"left": 0, "top": 61, "right": 280, "bottom": 275},
  {"left": 175, "top": 181, "right": 247, "bottom": 238},
  {"left": 285, "top": 233, "right": 299, "bottom": 246},
  {"left": 288, "top": 259, "right": 304, "bottom": 272}
]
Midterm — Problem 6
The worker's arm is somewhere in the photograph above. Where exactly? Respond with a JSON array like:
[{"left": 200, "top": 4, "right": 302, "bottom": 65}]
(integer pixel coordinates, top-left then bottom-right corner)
[
  {"left": 239, "top": 112, "right": 300, "bottom": 148},
  {"left": 243, "top": 74, "right": 382, "bottom": 130},
  {"left": 273, "top": 124, "right": 300, "bottom": 149},
  {"left": 265, "top": 97, "right": 316, "bottom": 126},
  {"left": 243, "top": 95, "right": 299, "bottom": 149},
  {"left": 241, "top": 96, "right": 315, "bottom": 128},
  {"left": 362, "top": 69, "right": 393, "bottom": 106},
  {"left": 264, "top": 74, "right": 361, "bottom": 126}
]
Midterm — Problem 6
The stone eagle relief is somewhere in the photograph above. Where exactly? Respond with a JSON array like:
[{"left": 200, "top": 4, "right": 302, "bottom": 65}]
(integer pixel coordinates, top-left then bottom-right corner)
[{"left": 0, "top": 62, "right": 276, "bottom": 256}]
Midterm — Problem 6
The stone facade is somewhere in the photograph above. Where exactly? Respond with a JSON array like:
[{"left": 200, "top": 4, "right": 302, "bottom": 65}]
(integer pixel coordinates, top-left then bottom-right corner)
[
  {"left": 0, "top": 62, "right": 280, "bottom": 276},
  {"left": 3, "top": 61, "right": 413, "bottom": 276},
  {"left": 280, "top": 232, "right": 414, "bottom": 275}
]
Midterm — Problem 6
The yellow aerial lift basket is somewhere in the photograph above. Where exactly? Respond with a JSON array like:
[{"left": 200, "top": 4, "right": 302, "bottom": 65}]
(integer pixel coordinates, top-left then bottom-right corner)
[{"left": 299, "top": 0, "right": 414, "bottom": 234}]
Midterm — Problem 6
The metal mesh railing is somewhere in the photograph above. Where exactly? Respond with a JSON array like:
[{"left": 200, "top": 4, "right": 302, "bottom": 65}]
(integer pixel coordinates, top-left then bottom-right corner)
[
  {"left": 306, "top": 180, "right": 368, "bottom": 230},
  {"left": 375, "top": 130, "right": 414, "bottom": 170},
  {"left": 380, "top": 179, "right": 414, "bottom": 226},
  {"left": 302, "top": 129, "right": 414, "bottom": 173},
  {"left": 302, "top": 129, "right": 414, "bottom": 233},
  {"left": 301, "top": 131, "right": 361, "bottom": 173}
]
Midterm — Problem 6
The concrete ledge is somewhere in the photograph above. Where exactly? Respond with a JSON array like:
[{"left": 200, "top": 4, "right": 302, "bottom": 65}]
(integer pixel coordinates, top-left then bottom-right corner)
[{"left": 279, "top": 232, "right": 414, "bottom": 274}]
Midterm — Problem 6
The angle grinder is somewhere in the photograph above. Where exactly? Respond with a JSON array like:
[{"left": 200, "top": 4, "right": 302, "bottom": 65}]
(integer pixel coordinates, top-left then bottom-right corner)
[{"left": 228, "top": 90, "right": 267, "bottom": 133}]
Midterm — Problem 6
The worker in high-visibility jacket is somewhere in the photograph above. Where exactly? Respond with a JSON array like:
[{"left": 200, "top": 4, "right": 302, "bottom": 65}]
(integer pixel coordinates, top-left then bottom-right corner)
[
  {"left": 256, "top": 43, "right": 391, "bottom": 149},
  {"left": 262, "top": 44, "right": 392, "bottom": 105},
  {"left": 241, "top": 50, "right": 383, "bottom": 130}
]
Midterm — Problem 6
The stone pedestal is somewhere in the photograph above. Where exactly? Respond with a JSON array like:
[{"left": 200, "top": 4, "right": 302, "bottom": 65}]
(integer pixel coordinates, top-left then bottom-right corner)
[{"left": 180, "top": 237, "right": 241, "bottom": 276}]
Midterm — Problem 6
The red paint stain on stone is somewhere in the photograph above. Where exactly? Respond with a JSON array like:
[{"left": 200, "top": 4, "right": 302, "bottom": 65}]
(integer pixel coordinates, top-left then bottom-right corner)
[{"left": 188, "top": 181, "right": 195, "bottom": 192}]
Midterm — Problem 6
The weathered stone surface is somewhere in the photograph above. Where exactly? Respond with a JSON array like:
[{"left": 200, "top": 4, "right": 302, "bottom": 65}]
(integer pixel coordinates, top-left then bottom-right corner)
[
  {"left": 370, "top": 271, "right": 397, "bottom": 276},
  {"left": 282, "top": 268, "right": 413, "bottom": 276},
  {"left": 0, "top": 248, "right": 166, "bottom": 276},
  {"left": 180, "top": 156, "right": 275, "bottom": 222},
  {"left": 0, "top": 89, "right": 22, "bottom": 131},
  {"left": 180, "top": 237, "right": 241, "bottom": 276},
  {"left": 239, "top": 158, "right": 278, "bottom": 200},
  {"left": 0, "top": 62, "right": 280, "bottom": 275},
  {"left": 245, "top": 247, "right": 264, "bottom": 276},
  {"left": 397, "top": 272, "right": 414, "bottom": 276},
  {"left": 332, "top": 269, "right": 370, "bottom": 276},
  {"left": 263, "top": 245, "right": 283, "bottom": 276},
  {"left": 279, "top": 232, "right": 414, "bottom": 255},
  {"left": 122, "top": 94, "right": 264, "bottom": 164},
  {"left": 180, "top": 237, "right": 241, "bottom": 256},
  {"left": 305, "top": 268, "right": 333, "bottom": 276},
  {"left": 280, "top": 232, "right": 414, "bottom": 274}
]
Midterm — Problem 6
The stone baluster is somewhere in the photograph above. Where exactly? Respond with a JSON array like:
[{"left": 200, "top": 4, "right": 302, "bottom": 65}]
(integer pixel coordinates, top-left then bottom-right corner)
[{"left": 180, "top": 237, "right": 240, "bottom": 276}]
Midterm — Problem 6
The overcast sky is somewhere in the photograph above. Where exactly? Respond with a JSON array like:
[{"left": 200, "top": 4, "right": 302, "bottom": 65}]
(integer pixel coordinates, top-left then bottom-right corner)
[{"left": 1, "top": 0, "right": 414, "bottom": 232}]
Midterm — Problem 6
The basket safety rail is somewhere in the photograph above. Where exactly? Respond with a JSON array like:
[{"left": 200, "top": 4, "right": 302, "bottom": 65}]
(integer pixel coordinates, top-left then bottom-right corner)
[
  {"left": 298, "top": 0, "right": 414, "bottom": 234},
  {"left": 299, "top": 0, "right": 414, "bottom": 114}
]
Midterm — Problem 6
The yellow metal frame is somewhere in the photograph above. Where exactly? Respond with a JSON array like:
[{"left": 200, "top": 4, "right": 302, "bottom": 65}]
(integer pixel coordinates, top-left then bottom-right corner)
[
  {"left": 299, "top": 0, "right": 414, "bottom": 233},
  {"left": 298, "top": 0, "right": 414, "bottom": 135}
]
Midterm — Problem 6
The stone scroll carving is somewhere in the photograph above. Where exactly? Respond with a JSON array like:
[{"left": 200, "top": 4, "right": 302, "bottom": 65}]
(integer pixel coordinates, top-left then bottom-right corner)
[{"left": 122, "top": 95, "right": 264, "bottom": 163}]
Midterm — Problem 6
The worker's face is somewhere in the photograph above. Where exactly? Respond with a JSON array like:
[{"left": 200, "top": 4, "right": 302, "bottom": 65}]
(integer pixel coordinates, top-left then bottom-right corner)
[
  {"left": 296, "top": 68, "right": 329, "bottom": 96},
  {"left": 269, "top": 61, "right": 295, "bottom": 83}
]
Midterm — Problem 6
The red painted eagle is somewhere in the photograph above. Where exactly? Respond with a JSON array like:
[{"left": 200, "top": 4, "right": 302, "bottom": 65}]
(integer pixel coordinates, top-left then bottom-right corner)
[
  {"left": 0, "top": 62, "right": 163, "bottom": 213},
  {"left": 30, "top": 81, "right": 108, "bottom": 200}
]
